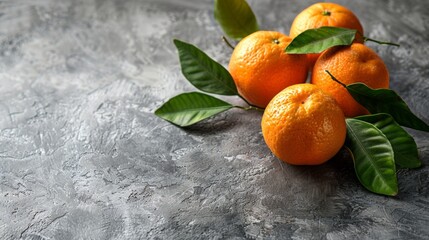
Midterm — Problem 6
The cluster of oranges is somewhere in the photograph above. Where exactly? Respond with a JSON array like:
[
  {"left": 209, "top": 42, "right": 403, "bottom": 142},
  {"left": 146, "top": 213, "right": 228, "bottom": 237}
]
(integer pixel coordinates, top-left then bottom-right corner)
[{"left": 228, "top": 3, "right": 390, "bottom": 165}]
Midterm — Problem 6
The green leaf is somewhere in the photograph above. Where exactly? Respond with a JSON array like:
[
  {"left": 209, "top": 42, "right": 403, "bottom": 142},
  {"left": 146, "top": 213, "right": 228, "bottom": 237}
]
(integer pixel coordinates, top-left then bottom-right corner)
[
  {"left": 346, "top": 118, "right": 398, "bottom": 196},
  {"left": 356, "top": 113, "right": 421, "bottom": 169},
  {"left": 214, "top": 0, "right": 258, "bottom": 40},
  {"left": 325, "top": 70, "right": 429, "bottom": 132},
  {"left": 155, "top": 92, "right": 233, "bottom": 127},
  {"left": 174, "top": 39, "right": 238, "bottom": 96},
  {"left": 347, "top": 83, "right": 429, "bottom": 132},
  {"left": 286, "top": 27, "right": 356, "bottom": 54}
]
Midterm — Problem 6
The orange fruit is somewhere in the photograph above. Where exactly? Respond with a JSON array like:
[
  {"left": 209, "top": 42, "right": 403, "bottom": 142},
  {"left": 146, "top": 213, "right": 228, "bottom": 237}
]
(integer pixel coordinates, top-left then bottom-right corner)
[
  {"left": 311, "top": 43, "right": 389, "bottom": 117},
  {"left": 261, "top": 83, "right": 346, "bottom": 165},
  {"left": 289, "top": 2, "right": 364, "bottom": 67},
  {"left": 228, "top": 31, "right": 308, "bottom": 108}
]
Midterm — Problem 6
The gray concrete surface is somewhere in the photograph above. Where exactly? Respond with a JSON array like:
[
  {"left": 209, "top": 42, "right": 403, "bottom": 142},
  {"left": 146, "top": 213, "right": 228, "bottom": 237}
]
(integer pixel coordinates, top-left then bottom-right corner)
[{"left": 1, "top": 0, "right": 429, "bottom": 239}]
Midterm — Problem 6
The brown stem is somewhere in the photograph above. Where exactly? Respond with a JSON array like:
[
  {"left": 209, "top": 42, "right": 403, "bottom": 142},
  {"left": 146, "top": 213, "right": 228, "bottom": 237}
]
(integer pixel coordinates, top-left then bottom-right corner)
[
  {"left": 235, "top": 105, "right": 264, "bottom": 112},
  {"left": 363, "top": 37, "right": 400, "bottom": 47},
  {"left": 222, "top": 36, "right": 235, "bottom": 50},
  {"left": 325, "top": 70, "right": 347, "bottom": 88},
  {"left": 237, "top": 95, "right": 265, "bottom": 112}
]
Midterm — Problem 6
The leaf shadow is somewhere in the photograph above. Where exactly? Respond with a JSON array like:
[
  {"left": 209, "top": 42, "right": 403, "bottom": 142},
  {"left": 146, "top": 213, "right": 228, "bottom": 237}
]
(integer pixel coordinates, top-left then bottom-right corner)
[
  {"left": 181, "top": 113, "right": 239, "bottom": 136},
  {"left": 283, "top": 147, "right": 355, "bottom": 181},
  {"left": 182, "top": 108, "right": 263, "bottom": 136},
  {"left": 274, "top": 147, "right": 358, "bottom": 199},
  {"left": 261, "top": 148, "right": 361, "bottom": 218}
]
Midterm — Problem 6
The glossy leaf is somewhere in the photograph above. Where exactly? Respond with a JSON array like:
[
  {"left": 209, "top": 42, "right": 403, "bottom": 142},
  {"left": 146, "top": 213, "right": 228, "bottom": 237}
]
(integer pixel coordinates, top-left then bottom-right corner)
[
  {"left": 214, "top": 0, "right": 258, "bottom": 40},
  {"left": 346, "top": 118, "right": 398, "bottom": 196},
  {"left": 356, "top": 113, "right": 421, "bottom": 168},
  {"left": 325, "top": 70, "right": 429, "bottom": 132},
  {"left": 286, "top": 27, "right": 356, "bottom": 54},
  {"left": 347, "top": 83, "right": 429, "bottom": 132},
  {"left": 174, "top": 39, "right": 238, "bottom": 96},
  {"left": 155, "top": 92, "right": 233, "bottom": 127}
]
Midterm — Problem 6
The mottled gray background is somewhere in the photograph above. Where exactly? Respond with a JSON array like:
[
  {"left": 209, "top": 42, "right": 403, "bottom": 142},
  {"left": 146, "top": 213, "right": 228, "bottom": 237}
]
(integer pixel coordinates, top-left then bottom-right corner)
[{"left": 1, "top": 0, "right": 429, "bottom": 239}]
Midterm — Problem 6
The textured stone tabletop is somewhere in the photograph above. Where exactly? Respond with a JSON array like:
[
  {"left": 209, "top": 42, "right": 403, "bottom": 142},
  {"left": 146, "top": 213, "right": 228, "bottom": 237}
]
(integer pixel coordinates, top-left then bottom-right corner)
[{"left": 1, "top": 0, "right": 429, "bottom": 239}]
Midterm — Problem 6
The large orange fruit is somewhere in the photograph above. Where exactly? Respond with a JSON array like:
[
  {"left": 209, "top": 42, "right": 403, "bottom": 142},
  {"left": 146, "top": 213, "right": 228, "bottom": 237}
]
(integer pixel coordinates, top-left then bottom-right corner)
[
  {"left": 261, "top": 83, "right": 346, "bottom": 165},
  {"left": 311, "top": 43, "right": 389, "bottom": 117},
  {"left": 289, "top": 2, "right": 364, "bottom": 67},
  {"left": 228, "top": 31, "right": 308, "bottom": 108}
]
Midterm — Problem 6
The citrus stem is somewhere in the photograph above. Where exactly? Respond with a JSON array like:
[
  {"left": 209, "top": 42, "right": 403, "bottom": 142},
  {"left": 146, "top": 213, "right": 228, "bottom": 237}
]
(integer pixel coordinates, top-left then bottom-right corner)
[
  {"left": 325, "top": 70, "right": 347, "bottom": 88},
  {"left": 235, "top": 105, "right": 264, "bottom": 112},
  {"left": 234, "top": 94, "right": 264, "bottom": 112},
  {"left": 363, "top": 37, "right": 400, "bottom": 47},
  {"left": 222, "top": 36, "right": 235, "bottom": 50},
  {"left": 322, "top": 9, "right": 331, "bottom": 16}
]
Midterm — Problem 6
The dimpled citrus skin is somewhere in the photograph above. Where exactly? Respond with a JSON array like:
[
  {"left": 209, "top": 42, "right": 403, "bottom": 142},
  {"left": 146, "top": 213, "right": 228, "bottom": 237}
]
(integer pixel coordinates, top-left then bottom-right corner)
[
  {"left": 289, "top": 2, "right": 364, "bottom": 67},
  {"left": 261, "top": 84, "right": 346, "bottom": 165},
  {"left": 311, "top": 43, "right": 390, "bottom": 117},
  {"left": 228, "top": 31, "right": 308, "bottom": 108}
]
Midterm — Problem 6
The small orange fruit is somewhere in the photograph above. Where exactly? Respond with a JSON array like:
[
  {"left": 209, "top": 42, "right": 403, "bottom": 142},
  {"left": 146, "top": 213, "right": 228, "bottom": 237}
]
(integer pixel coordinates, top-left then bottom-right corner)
[
  {"left": 311, "top": 43, "right": 389, "bottom": 117},
  {"left": 289, "top": 2, "right": 364, "bottom": 67},
  {"left": 261, "top": 83, "right": 346, "bottom": 165},
  {"left": 228, "top": 31, "right": 308, "bottom": 108}
]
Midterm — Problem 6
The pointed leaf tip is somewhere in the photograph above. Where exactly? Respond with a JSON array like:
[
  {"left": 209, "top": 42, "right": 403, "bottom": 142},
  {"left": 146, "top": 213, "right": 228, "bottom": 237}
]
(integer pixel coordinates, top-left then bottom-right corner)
[
  {"left": 324, "top": 71, "right": 429, "bottom": 132},
  {"left": 155, "top": 92, "right": 233, "bottom": 127},
  {"left": 346, "top": 118, "right": 398, "bottom": 196},
  {"left": 346, "top": 83, "right": 429, "bottom": 132},
  {"left": 214, "top": 0, "right": 259, "bottom": 40},
  {"left": 286, "top": 27, "right": 356, "bottom": 54},
  {"left": 174, "top": 39, "right": 238, "bottom": 96}
]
